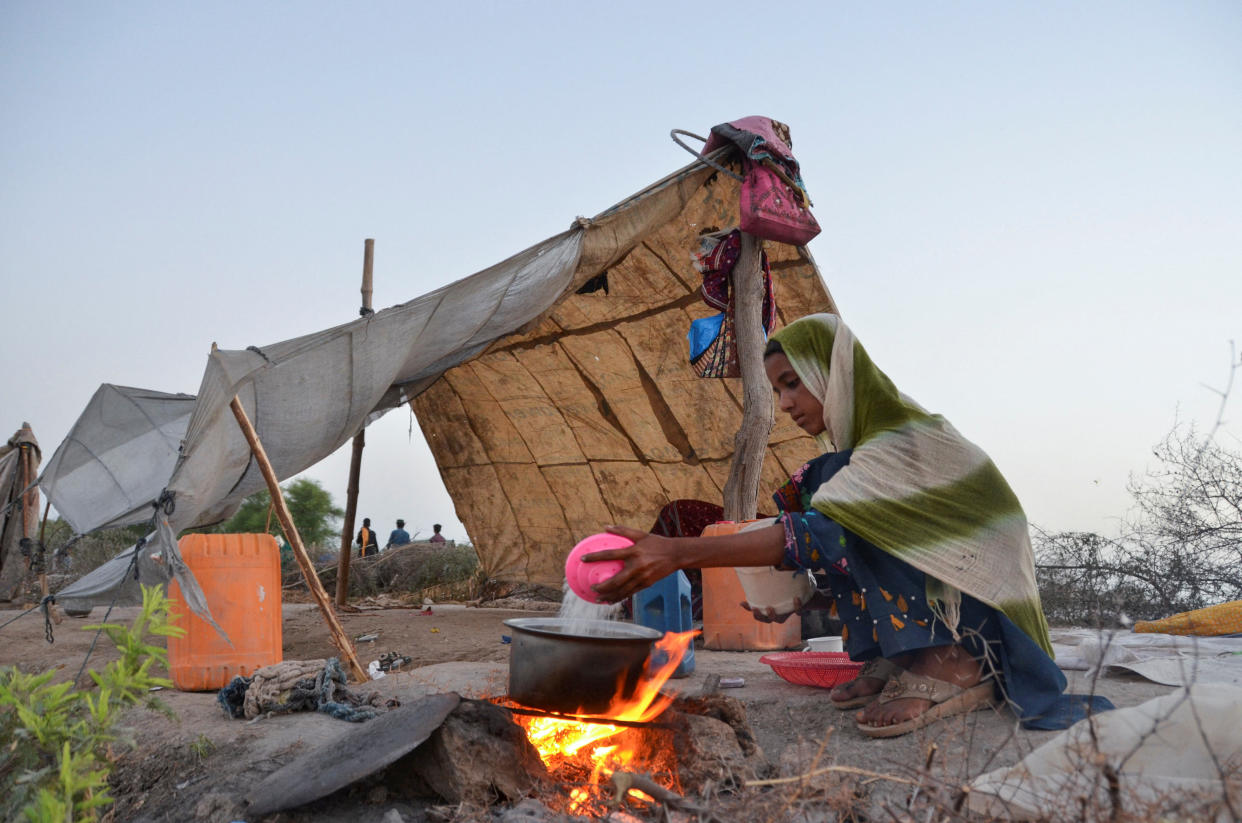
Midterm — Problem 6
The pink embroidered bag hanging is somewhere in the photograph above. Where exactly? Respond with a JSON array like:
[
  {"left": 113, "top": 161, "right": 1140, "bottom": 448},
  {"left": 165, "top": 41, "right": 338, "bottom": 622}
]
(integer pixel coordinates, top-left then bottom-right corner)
[{"left": 739, "top": 161, "right": 821, "bottom": 246}]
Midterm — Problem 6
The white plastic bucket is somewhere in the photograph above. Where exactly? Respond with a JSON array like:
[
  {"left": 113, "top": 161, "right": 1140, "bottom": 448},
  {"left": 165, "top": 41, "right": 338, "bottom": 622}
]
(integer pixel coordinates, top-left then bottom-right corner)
[{"left": 734, "top": 566, "right": 815, "bottom": 615}]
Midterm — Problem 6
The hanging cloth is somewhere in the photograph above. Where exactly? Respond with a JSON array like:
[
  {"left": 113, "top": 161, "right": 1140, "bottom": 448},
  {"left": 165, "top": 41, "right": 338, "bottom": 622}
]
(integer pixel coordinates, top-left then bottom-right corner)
[
  {"left": 687, "top": 230, "right": 777, "bottom": 378},
  {"left": 703, "top": 116, "right": 809, "bottom": 195},
  {"left": 674, "top": 117, "right": 820, "bottom": 246}
]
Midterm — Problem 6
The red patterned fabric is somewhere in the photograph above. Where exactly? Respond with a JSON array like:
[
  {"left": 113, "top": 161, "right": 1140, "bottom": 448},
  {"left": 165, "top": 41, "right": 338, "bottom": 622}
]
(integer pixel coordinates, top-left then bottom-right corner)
[{"left": 689, "top": 230, "right": 778, "bottom": 379}]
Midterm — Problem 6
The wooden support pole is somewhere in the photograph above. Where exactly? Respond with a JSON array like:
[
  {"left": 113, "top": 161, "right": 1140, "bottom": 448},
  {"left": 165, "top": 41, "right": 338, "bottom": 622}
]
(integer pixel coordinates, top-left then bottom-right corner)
[
  {"left": 722, "top": 231, "right": 774, "bottom": 521},
  {"left": 38, "top": 499, "right": 50, "bottom": 547},
  {"left": 19, "top": 443, "right": 59, "bottom": 619},
  {"left": 20, "top": 445, "right": 34, "bottom": 572},
  {"left": 336, "top": 238, "right": 374, "bottom": 606},
  {"left": 335, "top": 430, "right": 364, "bottom": 607},
  {"left": 229, "top": 396, "right": 368, "bottom": 683}
]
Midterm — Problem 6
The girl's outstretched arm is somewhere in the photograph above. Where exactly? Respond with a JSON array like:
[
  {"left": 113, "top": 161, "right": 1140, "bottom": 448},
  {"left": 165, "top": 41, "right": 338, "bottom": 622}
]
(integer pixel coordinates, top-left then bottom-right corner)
[{"left": 583, "top": 522, "right": 785, "bottom": 603}]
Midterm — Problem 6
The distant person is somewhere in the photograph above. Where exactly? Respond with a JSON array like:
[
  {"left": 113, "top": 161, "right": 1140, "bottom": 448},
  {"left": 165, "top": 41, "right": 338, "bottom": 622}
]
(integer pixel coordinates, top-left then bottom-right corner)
[
  {"left": 428, "top": 523, "right": 447, "bottom": 544},
  {"left": 356, "top": 517, "right": 379, "bottom": 557},
  {"left": 387, "top": 519, "right": 411, "bottom": 549}
]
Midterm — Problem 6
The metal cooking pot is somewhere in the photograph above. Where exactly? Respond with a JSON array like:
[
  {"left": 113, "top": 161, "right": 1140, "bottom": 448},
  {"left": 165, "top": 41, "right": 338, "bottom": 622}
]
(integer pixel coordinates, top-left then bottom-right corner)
[{"left": 504, "top": 617, "right": 663, "bottom": 715}]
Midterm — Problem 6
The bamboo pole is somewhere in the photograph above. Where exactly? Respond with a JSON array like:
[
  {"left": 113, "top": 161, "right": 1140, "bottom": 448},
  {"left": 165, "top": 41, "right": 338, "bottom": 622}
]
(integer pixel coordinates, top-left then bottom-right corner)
[
  {"left": 722, "top": 231, "right": 774, "bottom": 521},
  {"left": 229, "top": 396, "right": 367, "bottom": 683},
  {"left": 360, "top": 238, "right": 375, "bottom": 313},
  {"left": 336, "top": 238, "right": 374, "bottom": 606}
]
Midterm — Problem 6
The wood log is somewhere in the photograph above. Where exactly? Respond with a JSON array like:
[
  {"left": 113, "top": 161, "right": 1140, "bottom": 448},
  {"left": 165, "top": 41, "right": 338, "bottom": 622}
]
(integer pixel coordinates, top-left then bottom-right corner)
[
  {"left": 228, "top": 396, "right": 367, "bottom": 683},
  {"left": 722, "top": 231, "right": 774, "bottom": 521}
]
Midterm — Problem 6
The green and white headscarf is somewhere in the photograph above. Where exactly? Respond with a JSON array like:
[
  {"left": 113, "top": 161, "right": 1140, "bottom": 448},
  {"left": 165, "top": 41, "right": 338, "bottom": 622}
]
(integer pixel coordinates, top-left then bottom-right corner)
[{"left": 772, "top": 314, "right": 1053, "bottom": 654}]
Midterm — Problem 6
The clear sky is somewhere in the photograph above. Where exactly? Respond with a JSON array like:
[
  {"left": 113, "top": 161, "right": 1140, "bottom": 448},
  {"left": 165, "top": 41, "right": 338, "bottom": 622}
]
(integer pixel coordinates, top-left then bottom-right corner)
[{"left": 3, "top": 1, "right": 1240, "bottom": 547}]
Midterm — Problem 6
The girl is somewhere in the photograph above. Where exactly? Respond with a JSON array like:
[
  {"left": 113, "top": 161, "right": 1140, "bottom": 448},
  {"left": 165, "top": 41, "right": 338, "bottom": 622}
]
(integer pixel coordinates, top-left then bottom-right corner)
[{"left": 587, "top": 313, "right": 1078, "bottom": 737}]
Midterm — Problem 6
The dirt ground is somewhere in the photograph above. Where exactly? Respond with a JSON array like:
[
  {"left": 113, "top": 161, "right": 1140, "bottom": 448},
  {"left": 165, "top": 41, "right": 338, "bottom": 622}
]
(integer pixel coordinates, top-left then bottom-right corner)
[{"left": 0, "top": 600, "right": 1176, "bottom": 822}]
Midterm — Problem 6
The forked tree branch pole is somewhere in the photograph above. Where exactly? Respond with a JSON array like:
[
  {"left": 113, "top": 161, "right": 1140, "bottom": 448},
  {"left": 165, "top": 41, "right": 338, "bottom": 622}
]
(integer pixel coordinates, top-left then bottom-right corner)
[
  {"left": 229, "top": 395, "right": 368, "bottom": 683},
  {"left": 722, "top": 231, "right": 774, "bottom": 521}
]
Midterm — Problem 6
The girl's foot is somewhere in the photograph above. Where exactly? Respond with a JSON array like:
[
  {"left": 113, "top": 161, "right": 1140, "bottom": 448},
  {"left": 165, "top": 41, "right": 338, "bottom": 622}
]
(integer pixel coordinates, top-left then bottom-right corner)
[
  {"left": 829, "top": 653, "right": 914, "bottom": 709},
  {"left": 855, "top": 644, "right": 984, "bottom": 728}
]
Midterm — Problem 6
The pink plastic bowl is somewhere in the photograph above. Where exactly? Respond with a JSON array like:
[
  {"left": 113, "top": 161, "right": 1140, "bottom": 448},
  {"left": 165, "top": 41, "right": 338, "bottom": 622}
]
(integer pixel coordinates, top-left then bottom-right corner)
[{"left": 564, "top": 533, "right": 632, "bottom": 603}]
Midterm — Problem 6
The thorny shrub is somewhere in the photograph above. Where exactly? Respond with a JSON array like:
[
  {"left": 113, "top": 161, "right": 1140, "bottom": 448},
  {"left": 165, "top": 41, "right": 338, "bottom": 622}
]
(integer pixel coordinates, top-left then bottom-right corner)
[
  {"left": 31, "top": 521, "right": 147, "bottom": 589},
  {"left": 1034, "top": 422, "right": 1242, "bottom": 627},
  {"left": 286, "top": 541, "right": 484, "bottom": 603}
]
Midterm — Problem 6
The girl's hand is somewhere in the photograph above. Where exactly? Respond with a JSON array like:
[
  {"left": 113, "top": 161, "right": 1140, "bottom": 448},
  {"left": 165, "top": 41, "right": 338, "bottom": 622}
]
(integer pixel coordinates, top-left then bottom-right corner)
[
  {"left": 741, "top": 589, "right": 831, "bottom": 623},
  {"left": 581, "top": 525, "right": 679, "bottom": 603},
  {"left": 740, "top": 597, "right": 804, "bottom": 624}
]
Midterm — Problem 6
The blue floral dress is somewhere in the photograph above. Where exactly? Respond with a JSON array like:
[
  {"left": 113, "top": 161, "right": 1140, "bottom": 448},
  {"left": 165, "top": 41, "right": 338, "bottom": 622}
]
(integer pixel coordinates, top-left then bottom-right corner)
[{"left": 774, "top": 451, "right": 1107, "bottom": 729}]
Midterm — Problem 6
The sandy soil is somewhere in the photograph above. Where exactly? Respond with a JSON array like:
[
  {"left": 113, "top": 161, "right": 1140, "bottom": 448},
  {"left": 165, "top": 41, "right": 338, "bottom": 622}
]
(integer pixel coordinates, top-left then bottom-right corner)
[
  {"left": 0, "top": 601, "right": 1176, "bottom": 822},
  {"left": 1, "top": 601, "right": 534, "bottom": 684}
]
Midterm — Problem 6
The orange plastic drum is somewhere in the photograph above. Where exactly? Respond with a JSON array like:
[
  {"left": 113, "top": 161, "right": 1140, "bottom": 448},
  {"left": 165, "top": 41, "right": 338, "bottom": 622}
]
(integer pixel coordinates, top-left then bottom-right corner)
[
  {"left": 700, "top": 521, "right": 802, "bottom": 651},
  {"left": 167, "top": 533, "right": 283, "bottom": 691}
]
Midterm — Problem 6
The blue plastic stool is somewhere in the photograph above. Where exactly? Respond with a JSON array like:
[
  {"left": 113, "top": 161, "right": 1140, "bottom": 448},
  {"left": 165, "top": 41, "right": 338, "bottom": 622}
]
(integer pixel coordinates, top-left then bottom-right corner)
[{"left": 632, "top": 570, "right": 695, "bottom": 677}]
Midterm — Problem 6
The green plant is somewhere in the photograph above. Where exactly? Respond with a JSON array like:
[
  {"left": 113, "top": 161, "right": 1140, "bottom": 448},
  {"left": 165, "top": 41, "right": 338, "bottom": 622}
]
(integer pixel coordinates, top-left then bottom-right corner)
[
  {"left": 0, "top": 584, "right": 183, "bottom": 822},
  {"left": 188, "top": 733, "right": 215, "bottom": 764}
]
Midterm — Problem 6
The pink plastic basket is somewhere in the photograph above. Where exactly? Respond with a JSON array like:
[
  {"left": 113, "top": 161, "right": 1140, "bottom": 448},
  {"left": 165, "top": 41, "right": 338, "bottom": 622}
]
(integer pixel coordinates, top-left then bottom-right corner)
[{"left": 759, "top": 652, "right": 863, "bottom": 688}]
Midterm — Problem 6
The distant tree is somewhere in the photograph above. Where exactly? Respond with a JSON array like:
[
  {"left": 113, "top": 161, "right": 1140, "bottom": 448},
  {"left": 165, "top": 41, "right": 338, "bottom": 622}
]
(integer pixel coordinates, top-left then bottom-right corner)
[
  {"left": 1034, "top": 342, "right": 1242, "bottom": 628},
  {"left": 218, "top": 478, "right": 343, "bottom": 548},
  {"left": 1035, "top": 423, "right": 1242, "bottom": 625}
]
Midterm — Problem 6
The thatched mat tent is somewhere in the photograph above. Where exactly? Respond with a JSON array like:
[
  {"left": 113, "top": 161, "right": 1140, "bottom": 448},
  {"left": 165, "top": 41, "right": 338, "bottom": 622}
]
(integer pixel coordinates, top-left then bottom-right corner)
[{"left": 413, "top": 160, "right": 838, "bottom": 584}]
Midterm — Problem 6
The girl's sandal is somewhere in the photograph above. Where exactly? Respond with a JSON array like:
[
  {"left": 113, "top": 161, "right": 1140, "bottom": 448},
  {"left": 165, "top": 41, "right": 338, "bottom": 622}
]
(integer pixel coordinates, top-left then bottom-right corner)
[
  {"left": 856, "top": 671, "right": 996, "bottom": 738},
  {"left": 829, "top": 657, "right": 905, "bottom": 710}
]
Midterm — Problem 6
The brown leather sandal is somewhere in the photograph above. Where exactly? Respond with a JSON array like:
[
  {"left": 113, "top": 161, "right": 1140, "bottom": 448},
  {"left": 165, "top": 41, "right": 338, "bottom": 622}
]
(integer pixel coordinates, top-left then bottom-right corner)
[
  {"left": 856, "top": 670, "right": 996, "bottom": 738},
  {"left": 829, "top": 657, "right": 905, "bottom": 710}
]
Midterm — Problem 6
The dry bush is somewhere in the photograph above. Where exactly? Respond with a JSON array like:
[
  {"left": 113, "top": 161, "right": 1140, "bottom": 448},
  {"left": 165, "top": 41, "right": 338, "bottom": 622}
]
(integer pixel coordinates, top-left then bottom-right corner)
[
  {"left": 283, "top": 541, "right": 484, "bottom": 603},
  {"left": 1035, "top": 347, "right": 1241, "bottom": 628},
  {"left": 40, "top": 519, "right": 145, "bottom": 576},
  {"left": 1035, "top": 422, "right": 1242, "bottom": 628}
]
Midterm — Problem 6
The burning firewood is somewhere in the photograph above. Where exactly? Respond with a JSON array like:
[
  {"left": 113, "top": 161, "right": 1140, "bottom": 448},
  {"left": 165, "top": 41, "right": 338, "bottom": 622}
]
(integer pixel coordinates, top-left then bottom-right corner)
[{"left": 609, "top": 771, "right": 730, "bottom": 822}]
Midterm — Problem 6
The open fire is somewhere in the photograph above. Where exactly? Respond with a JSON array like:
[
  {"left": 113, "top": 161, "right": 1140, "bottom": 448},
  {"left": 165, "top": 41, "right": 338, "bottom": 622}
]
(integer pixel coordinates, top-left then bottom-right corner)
[{"left": 513, "top": 630, "right": 697, "bottom": 814}]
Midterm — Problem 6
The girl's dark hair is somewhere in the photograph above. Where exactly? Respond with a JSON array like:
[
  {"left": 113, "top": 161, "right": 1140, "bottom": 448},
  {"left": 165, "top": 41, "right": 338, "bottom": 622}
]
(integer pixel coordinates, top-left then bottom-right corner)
[{"left": 764, "top": 339, "right": 784, "bottom": 358}]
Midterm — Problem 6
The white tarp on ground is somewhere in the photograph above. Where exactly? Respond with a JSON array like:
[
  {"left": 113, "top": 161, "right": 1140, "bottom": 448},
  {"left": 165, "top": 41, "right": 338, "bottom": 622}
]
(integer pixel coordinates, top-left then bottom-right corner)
[
  {"left": 969, "top": 683, "right": 1242, "bottom": 821},
  {"left": 1050, "top": 627, "right": 1242, "bottom": 688}
]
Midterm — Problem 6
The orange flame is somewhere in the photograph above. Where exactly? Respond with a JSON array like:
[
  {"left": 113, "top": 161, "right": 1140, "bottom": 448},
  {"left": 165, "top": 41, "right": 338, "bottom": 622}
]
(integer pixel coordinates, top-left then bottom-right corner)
[{"left": 520, "top": 630, "right": 696, "bottom": 812}]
